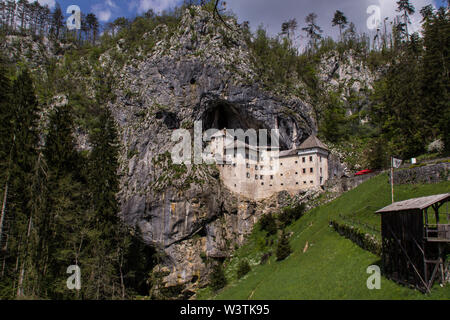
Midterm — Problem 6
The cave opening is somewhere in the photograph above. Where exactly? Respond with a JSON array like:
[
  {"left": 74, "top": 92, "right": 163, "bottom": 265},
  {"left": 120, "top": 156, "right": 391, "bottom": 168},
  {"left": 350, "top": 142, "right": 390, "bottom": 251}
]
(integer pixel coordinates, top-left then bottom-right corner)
[{"left": 201, "top": 101, "right": 288, "bottom": 150}]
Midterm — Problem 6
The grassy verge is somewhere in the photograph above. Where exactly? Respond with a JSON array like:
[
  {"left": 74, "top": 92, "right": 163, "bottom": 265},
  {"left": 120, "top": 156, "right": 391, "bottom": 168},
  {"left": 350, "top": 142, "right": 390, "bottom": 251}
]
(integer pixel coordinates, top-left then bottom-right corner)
[{"left": 196, "top": 173, "right": 450, "bottom": 300}]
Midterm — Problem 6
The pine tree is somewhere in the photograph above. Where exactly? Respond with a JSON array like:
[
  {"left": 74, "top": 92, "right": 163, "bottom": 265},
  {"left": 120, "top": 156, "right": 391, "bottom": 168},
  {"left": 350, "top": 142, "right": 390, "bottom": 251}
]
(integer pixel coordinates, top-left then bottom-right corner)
[
  {"left": 281, "top": 18, "right": 298, "bottom": 42},
  {"left": 209, "top": 263, "right": 227, "bottom": 291},
  {"left": 86, "top": 13, "right": 99, "bottom": 44},
  {"left": 0, "top": 56, "right": 11, "bottom": 256},
  {"left": 85, "top": 108, "right": 123, "bottom": 299},
  {"left": 0, "top": 69, "right": 41, "bottom": 298},
  {"left": 302, "top": 13, "right": 322, "bottom": 51},
  {"left": 43, "top": 105, "right": 88, "bottom": 299},
  {"left": 51, "top": 2, "right": 64, "bottom": 39},
  {"left": 332, "top": 10, "right": 348, "bottom": 39},
  {"left": 420, "top": 7, "right": 450, "bottom": 153},
  {"left": 396, "top": 0, "right": 415, "bottom": 40},
  {"left": 276, "top": 230, "right": 292, "bottom": 261}
]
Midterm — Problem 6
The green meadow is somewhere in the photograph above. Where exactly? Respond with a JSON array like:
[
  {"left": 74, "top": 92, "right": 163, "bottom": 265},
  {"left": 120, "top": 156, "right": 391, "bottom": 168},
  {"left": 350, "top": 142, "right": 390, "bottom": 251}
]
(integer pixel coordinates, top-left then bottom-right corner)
[{"left": 197, "top": 173, "right": 450, "bottom": 300}]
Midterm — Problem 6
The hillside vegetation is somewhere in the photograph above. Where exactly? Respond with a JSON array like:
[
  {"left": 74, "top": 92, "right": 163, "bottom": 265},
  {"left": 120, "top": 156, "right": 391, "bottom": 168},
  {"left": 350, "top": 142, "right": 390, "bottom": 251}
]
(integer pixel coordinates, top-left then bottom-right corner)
[
  {"left": 0, "top": 0, "right": 448, "bottom": 299},
  {"left": 197, "top": 173, "right": 450, "bottom": 300}
]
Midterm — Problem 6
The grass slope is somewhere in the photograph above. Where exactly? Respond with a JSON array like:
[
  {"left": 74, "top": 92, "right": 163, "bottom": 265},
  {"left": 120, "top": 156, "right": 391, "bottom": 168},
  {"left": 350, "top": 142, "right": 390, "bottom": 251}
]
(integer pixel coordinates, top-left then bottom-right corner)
[{"left": 197, "top": 173, "right": 450, "bottom": 300}]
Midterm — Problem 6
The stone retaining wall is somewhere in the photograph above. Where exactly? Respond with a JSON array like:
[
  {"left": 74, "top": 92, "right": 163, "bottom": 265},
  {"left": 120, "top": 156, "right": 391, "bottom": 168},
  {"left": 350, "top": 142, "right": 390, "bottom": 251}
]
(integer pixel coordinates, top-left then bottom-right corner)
[{"left": 393, "top": 162, "right": 449, "bottom": 185}]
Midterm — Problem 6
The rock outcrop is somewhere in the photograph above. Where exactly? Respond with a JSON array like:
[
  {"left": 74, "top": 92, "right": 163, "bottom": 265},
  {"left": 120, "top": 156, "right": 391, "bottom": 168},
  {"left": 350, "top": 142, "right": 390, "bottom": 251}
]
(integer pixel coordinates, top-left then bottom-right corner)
[{"left": 107, "top": 7, "right": 317, "bottom": 296}]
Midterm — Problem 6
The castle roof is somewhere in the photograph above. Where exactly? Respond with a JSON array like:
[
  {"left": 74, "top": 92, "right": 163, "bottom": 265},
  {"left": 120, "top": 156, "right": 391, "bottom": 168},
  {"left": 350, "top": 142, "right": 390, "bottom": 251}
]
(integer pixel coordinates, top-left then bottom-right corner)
[
  {"left": 278, "top": 149, "right": 298, "bottom": 157},
  {"left": 298, "top": 136, "right": 328, "bottom": 151},
  {"left": 277, "top": 136, "right": 328, "bottom": 158}
]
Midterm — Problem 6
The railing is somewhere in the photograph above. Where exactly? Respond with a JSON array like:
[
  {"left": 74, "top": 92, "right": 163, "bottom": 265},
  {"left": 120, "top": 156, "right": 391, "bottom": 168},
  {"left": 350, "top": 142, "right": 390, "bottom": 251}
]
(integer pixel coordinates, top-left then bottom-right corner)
[
  {"left": 337, "top": 213, "right": 381, "bottom": 234},
  {"left": 425, "top": 224, "right": 450, "bottom": 241}
]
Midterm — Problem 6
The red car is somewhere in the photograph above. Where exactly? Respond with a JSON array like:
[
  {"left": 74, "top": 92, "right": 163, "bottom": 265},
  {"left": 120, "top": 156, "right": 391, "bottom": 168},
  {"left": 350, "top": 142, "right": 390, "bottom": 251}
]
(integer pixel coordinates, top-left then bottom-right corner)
[{"left": 355, "top": 169, "right": 374, "bottom": 176}]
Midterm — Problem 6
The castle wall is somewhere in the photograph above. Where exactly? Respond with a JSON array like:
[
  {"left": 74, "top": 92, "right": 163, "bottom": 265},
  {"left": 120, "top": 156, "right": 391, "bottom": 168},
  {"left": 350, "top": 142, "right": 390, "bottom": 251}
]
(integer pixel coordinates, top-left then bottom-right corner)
[{"left": 218, "top": 150, "right": 329, "bottom": 200}]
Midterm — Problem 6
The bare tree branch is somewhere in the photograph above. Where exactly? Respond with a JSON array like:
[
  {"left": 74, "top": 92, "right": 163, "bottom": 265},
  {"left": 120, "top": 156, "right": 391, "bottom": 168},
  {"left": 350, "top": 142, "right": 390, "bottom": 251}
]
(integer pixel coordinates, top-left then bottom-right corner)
[{"left": 213, "top": 0, "right": 234, "bottom": 31}]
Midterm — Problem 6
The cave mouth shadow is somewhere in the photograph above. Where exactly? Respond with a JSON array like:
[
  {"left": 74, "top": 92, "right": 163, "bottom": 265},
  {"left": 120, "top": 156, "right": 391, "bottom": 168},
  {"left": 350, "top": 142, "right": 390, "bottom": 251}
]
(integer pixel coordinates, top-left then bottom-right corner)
[{"left": 201, "top": 101, "right": 289, "bottom": 150}]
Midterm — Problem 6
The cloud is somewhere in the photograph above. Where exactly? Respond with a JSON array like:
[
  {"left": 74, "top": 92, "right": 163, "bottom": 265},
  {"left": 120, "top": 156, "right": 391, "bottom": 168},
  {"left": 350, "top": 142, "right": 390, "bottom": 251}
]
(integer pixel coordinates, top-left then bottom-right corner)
[
  {"left": 36, "top": 0, "right": 56, "bottom": 8},
  {"left": 92, "top": 0, "right": 119, "bottom": 22},
  {"left": 132, "top": 0, "right": 181, "bottom": 14},
  {"left": 97, "top": 9, "right": 112, "bottom": 22}
]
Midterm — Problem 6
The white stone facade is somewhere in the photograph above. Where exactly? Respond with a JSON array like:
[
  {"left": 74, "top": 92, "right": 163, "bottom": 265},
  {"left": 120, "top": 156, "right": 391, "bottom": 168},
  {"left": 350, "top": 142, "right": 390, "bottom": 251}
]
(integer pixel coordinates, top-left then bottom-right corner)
[{"left": 208, "top": 130, "right": 330, "bottom": 200}]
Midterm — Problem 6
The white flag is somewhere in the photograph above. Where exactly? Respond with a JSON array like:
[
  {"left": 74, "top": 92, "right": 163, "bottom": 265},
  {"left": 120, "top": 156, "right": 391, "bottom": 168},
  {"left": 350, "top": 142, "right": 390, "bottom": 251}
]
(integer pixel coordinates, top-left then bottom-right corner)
[{"left": 392, "top": 158, "right": 402, "bottom": 168}]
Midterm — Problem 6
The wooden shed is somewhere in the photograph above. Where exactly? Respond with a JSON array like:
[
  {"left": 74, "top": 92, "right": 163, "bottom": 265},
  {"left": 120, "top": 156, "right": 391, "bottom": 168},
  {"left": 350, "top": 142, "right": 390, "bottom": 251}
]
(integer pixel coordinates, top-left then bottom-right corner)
[{"left": 376, "top": 193, "right": 450, "bottom": 292}]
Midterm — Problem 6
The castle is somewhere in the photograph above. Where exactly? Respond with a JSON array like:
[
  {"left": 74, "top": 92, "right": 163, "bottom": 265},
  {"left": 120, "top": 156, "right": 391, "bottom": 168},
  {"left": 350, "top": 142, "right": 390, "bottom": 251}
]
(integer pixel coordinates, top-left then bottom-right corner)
[{"left": 207, "top": 129, "right": 330, "bottom": 200}]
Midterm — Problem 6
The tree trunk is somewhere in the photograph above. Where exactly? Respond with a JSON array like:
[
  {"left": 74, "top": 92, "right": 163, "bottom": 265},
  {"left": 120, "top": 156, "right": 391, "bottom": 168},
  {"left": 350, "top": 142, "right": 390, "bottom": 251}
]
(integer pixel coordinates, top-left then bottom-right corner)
[
  {"left": 0, "top": 182, "right": 8, "bottom": 242},
  {"left": 17, "top": 215, "right": 33, "bottom": 297}
]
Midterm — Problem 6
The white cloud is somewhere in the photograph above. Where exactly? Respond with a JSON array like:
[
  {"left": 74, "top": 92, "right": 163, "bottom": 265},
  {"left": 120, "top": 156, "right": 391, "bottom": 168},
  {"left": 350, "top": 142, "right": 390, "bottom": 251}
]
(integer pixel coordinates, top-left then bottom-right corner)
[
  {"left": 37, "top": 0, "right": 56, "bottom": 8},
  {"left": 105, "top": 0, "right": 118, "bottom": 9},
  {"left": 97, "top": 9, "right": 113, "bottom": 22},
  {"left": 134, "top": 0, "right": 181, "bottom": 14},
  {"left": 92, "top": 0, "right": 120, "bottom": 22}
]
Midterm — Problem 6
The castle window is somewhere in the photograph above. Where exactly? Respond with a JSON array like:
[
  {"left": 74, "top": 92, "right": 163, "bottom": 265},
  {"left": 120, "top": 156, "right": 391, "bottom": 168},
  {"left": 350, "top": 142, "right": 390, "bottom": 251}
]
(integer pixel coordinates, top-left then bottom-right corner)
[
  {"left": 280, "top": 173, "right": 283, "bottom": 176},
  {"left": 296, "top": 182, "right": 299, "bottom": 185},
  {"left": 302, "top": 157, "right": 306, "bottom": 163},
  {"left": 261, "top": 182, "right": 264, "bottom": 186},
  {"left": 303, "top": 181, "right": 307, "bottom": 184},
  {"left": 247, "top": 172, "right": 250, "bottom": 178},
  {"left": 310, "top": 180, "right": 313, "bottom": 184},
  {"left": 270, "top": 175, "right": 274, "bottom": 180},
  {"left": 295, "top": 160, "right": 298, "bottom": 164},
  {"left": 246, "top": 163, "right": 250, "bottom": 168},
  {"left": 233, "top": 163, "right": 236, "bottom": 167},
  {"left": 255, "top": 175, "right": 258, "bottom": 180},
  {"left": 320, "top": 156, "right": 322, "bottom": 163},
  {"left": 320, "top": 168, "right": 322, "bottom": 174},
  {"left": 260, "top": 165, "right": 264, "bottom": 170},
  {"left": 303, "top": 169, "right": 306, "bottom": 174},
  {"left": 281, "top": 183, "right": 284, "bottom": 186},
  {"left": 310, "top": 168, "right": 314, "bottom": 173},
  {"left": 255, "top": 165, "right": 258, "bottom": 170},
  {"left": 310, "top": 156, "right": 313, "bottom": 162},
  {"left": 260, "top": 175, "right": 263, "bottom": 180},
  {"left": 295, "top": 172, "right": 298, "bottom": 175}
]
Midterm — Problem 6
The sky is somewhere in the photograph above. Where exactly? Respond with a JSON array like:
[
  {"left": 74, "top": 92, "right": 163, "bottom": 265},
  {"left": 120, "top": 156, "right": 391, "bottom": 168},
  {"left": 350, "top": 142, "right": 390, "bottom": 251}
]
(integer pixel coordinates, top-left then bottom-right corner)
[{"left": 34, "top": 0, "right": 447, "bottom": 38}]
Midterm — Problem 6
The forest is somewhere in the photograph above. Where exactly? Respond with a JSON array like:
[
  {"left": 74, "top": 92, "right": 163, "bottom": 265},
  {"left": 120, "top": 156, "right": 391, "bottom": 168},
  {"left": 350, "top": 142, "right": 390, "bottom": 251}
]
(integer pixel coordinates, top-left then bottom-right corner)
[{"left": 0, "top": 0, "right": 449, "bottom": 299}]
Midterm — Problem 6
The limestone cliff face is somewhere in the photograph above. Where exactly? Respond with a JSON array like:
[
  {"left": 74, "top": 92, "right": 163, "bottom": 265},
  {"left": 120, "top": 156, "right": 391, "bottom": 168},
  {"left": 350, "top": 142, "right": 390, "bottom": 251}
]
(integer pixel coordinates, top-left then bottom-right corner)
[
  {"left": 106, "top": 7, "right": 317, "bottom": 296},
  {"left": 0, "top": 6, "right": 327, "bottom": 297}
]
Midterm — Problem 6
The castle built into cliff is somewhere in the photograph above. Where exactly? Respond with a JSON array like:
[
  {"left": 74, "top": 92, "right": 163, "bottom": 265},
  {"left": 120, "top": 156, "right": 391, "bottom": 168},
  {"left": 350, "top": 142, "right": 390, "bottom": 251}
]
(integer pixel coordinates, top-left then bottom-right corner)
[{"left": 207, "top": 130, "right": 330, "bottom": 200}]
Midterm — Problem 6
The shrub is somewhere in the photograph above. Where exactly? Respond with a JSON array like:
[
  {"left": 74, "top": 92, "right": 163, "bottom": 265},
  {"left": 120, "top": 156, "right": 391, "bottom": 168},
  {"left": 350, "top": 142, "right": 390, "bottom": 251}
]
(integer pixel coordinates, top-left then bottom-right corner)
[
  {"left": 330, "top": 220, "right": 381, "bottom": 256},
  {"left": 209, "top": 263, "right": 227, "bottom": 292},
  {"left": 427, "top": 139, "right": 444, "bottom": 154},
  {"left": 260, "top": 252, "right": 272, "bottom": 265},
  {"left": 259, "top": 213, "right": 277, "bottom": 235},
  {"left": 236, "top": 260, "right": 251, "bottom": 279},
  {"left": 276, "top": 230, "right": 292, "bottom": 261},
  {"left": 278, "top": 204, "right": 306, "bottom": 227}
]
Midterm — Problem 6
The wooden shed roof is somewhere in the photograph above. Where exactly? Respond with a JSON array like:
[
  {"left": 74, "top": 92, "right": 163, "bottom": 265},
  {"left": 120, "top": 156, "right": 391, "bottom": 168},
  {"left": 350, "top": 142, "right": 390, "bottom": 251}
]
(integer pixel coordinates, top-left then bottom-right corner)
[{"left": 376, "top": 193, "right": 450, "bottom": 214}]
